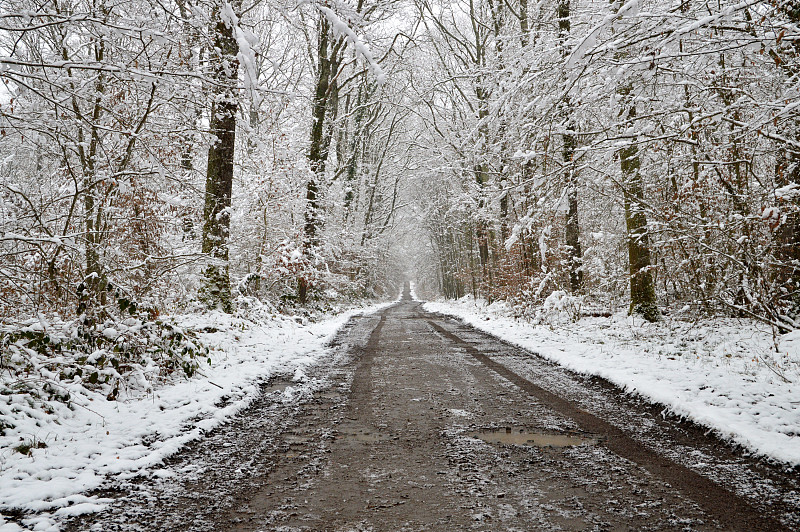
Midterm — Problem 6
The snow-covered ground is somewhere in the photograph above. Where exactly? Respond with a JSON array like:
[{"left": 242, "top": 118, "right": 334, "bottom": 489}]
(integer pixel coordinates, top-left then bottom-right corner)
[
  {"left": 424, "top": 296, "right": 800, "bottom": 467},
  {"left": 0, "top": 302, "right": 391, "bottom": 531}
]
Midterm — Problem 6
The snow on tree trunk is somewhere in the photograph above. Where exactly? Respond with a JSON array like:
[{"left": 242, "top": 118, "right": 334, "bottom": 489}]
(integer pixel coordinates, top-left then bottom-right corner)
[
  {"left": 201, "top": 1, "right": 240, "bottom": 313},
  {"left": 559, "top": 0, "right": 583, "bottom": 295}
]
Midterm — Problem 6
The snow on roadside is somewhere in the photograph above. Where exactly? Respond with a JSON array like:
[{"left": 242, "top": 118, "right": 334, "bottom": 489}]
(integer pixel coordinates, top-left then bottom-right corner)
[
  {"left": 0, "top": 301, "right": 392, "bottom": 529},
  {"left": 424, "top": 296, "right": 800, "bottom": 466}
]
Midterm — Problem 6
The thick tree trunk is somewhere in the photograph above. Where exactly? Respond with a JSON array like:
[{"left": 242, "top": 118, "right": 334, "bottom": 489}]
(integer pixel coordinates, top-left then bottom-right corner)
[
  {"left": 305, "top": 18, "right": 330, "bottom": 249},
  {"left": 75, "top": 33, "right": 109, "bottom": 316},
  {"left": 775, "top": 141, "right": 800, "bottom": 311},
  {"left": 475, "top": 165, "right": 490, "bottom": 275},
  {"left": 200, "top": 2, "right": 238, "bottom": 313},
  {"left": 499, "top": 191, "right": 509, "bottom": 242},
  {"left": 344, "top": 83, "right": 371, "bottom": 217},
  {"left": 519, "top": 0, "right": 529, "bottom": 46},
  {"left": 774, "top": 4, "right": 800, "bottom": 314},
  {"left": 475, "top": 87, "right": 491, "bottom": 283}
]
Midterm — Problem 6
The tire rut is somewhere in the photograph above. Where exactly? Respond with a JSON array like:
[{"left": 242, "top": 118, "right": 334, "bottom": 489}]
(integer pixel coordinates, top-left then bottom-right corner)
[{"left": 426, "top": 318, "right": 789, "bottom": 531}]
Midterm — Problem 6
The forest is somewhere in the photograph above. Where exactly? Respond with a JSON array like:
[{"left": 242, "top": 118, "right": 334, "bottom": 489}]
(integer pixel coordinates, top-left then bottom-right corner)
[
  {"left": 3, "top": 2, "right": 800, "bottom": 528},
  {"left": 1, "top": 0, "right": 799, "bottom": 414}
]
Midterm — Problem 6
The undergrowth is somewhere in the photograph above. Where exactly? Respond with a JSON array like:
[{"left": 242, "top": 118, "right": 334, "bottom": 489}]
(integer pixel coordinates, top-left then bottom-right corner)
[{"left": 0, "top": 299, "right": 209, "bottom": 426}]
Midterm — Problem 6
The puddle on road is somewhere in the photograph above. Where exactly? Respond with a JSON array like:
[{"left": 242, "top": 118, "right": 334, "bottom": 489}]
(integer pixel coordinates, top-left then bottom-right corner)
[
  {"left": 262, "top": 380, "right": 292, "bottom": 394},
  {"left": 470, "top": 427, "right": 597, "bottom": 447},
  {"left": 335, "top": 426, "right": 394, "bottom": 443}
]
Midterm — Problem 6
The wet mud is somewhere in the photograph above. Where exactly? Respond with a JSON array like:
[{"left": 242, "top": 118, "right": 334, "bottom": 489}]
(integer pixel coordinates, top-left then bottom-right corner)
[
  {"left": 66, "top": 292, "right": 800, "bottom": 531},
  {"left": 468, "top": 428, "right": 598, "bottom": 447}
]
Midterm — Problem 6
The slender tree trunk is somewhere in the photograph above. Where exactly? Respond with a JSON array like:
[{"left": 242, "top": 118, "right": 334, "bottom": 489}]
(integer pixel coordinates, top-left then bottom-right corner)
[
  {"left": 300, "top": 16, "right": 344, "bottom": 304},
  {"left": 619, "top": 88, "right": 658, "bottom": 321},
  {"left": 558, "top": 0, "right": 583, "bottom": 294},
  {"left": 200, "top": 1, "right": 239, "bottom": 313},
  {"left": 499, "top": 191, "right": 509, "bottom": 242},
  {"left": 176, "top": 0, "right": 202, "bottom": 175}
]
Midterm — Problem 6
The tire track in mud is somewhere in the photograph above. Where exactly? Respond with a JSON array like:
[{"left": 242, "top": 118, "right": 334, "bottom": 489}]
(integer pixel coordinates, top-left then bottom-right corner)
[
  {"left": 236, "top": 301, "right": 727, "bottom": 530},
  {"left": 60, "top": 314, "right": 378, "bottom": 532},
  {"left": 349, "top": 312, "right": 386, "bottom": 421},
  {"left": 427, "top": 318, "right": 789, "bottom": 531}
]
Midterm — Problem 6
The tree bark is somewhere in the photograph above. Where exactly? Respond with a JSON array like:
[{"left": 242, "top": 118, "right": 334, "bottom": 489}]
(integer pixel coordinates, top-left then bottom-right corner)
[
  {"left": 619, "top": 90, "right": 658, "bottom": 321},
  {"left": 563, "top": 127, "right": 583, "bottom": 293},
  {"left": 299, "top": 15, "right": 344, "bottom": 304},
  {"left": 200, "top": 1, "right": 239, "bottom": 313},
  {"left": 74, "top": 14, "right": 109, "bottom": 317},
  {"left": 773, "top": 4, "right": 800, "bottom": 314},
  {"left": 559, "top": 0, "right": 583, "bottom": 294}
]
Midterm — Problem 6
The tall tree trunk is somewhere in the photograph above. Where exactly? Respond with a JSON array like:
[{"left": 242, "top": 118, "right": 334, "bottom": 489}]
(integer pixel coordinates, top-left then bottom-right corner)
[
  {"left": 344, "top": 83, "right": 372, "bottom": 218},
  {"left": 519, "top": 0, "right": 529, "bottom": 46},
  {"left": 300, "top": 15, "right": 344, "bottom": 304},
  {"left": 200, "top": 1, "right": 239, "bottom": 313},
  {"left": 474, "top": 85, "right": 491, "bottom": 284},
  {"left": 559, "top": 0, "right": 583, "bottom": 294},
  {"left": 471, "top": 0, "right": 492, "bottom": 289},
  {"left": 773, "top": 4, "right": 800, "bottom": 315},
  {"left": 176, "top": 0, "right": 203, "bottom": 242},
  {"left": 74, "top": 25, "right": 109, "bottom": 316},
  {"left": 619, "top": 88, "right": 658, "bottom": 321},
  {"left": 475, "top": 163, "right": 491, "bottom": 279},
  {"left": 176, "top": 0, "right": 201, "bottom": 174},
  {"left": 563, "top": 127, "right": 583, "bottom": 293}
]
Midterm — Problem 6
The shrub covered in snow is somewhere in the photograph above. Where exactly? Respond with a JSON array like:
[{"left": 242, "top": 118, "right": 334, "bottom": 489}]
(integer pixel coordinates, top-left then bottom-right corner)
[
  {"left": 533, "top": 290, "right": 584, "bottom": 325},
  {"left": 0, "top": 310, "right": 209, "bottom": 432}
]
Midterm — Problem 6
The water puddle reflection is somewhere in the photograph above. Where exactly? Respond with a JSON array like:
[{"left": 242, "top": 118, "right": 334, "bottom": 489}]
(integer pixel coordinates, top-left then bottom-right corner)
[{"left": 470, "top": 427, "right": 597, "bottom": 447}]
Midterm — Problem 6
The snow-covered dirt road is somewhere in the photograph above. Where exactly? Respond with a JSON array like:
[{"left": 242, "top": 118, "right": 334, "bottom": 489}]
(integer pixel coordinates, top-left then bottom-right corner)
[{"left": 64, "top": 294, "right": 799, "bottom": 531}]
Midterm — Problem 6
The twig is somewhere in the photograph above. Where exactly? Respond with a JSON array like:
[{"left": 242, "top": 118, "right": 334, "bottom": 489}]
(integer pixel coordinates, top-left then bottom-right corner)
[
  {"left": 718, "top": 300, "right": 792, "bottom": 335},
  {"left": 754, "top": 353, "right": 793, "bottom": 384}
]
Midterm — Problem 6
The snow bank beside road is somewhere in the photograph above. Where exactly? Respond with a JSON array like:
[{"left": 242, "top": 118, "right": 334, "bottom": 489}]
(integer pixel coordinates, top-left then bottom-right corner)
[
  {"left": 425, "top": 297, "right": 800, "bottom": 467},
  {"left": 0, "top": 302, "right": 391, "bottom": 529}
]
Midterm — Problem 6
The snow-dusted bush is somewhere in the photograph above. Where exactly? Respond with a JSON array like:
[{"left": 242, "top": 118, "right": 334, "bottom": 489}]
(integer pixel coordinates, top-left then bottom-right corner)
[
  {"left": 532, "top": 291, "right": 584, "bottom": 326},
  {"left": 1, "top": 311, "right": 209, "bottom": 411}
]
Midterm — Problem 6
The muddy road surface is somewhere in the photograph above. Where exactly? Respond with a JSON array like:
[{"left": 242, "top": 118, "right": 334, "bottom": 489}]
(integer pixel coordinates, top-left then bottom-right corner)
[{"left": 68, "top": 292, "right": 800, "bottom": 531}]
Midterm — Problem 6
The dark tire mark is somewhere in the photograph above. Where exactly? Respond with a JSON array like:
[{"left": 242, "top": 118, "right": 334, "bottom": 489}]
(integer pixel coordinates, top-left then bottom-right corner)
[
  {"left": 349, "top": 312, "right": 387, "bottom": 420},
  {"left": 427, "top": 319, "right": 788, "bottom": 532}
]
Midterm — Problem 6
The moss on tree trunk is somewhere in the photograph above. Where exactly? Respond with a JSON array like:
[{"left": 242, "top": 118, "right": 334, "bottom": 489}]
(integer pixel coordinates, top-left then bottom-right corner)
[{"left": 200, "top": 2, "right": 238, "bottom": 313}]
